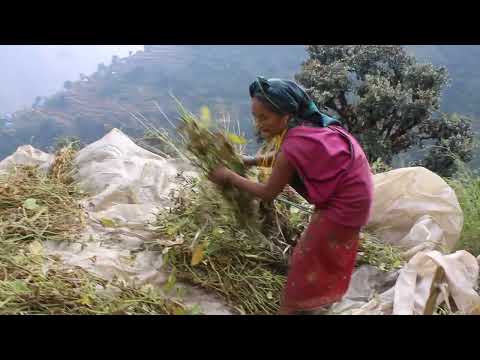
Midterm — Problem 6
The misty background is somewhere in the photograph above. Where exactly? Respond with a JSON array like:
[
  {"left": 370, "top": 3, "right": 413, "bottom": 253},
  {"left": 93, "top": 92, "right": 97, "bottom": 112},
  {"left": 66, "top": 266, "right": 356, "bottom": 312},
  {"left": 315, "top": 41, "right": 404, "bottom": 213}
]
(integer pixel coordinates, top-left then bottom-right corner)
[
  {"left": 0, "top": 45, "right": 479, "bottom": 165},
  {"left": 0, "top": 45, "right": 143, "bottom": 114}
]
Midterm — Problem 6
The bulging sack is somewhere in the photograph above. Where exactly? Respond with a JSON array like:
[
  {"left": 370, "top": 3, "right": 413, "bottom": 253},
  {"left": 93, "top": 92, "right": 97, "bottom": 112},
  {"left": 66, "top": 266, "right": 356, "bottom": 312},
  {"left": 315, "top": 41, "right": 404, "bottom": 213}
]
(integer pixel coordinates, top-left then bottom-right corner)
[{"left": 367, "top": 167, "right": 463, "bottom": 254}]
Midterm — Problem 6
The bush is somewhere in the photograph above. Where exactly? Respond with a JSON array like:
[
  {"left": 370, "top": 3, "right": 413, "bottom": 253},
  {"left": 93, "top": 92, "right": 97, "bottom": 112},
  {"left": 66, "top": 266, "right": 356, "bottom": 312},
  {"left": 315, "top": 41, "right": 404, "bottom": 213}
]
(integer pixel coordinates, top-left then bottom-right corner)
[{"left": 447, "top": 164, "right": 480, "bottom": 255}]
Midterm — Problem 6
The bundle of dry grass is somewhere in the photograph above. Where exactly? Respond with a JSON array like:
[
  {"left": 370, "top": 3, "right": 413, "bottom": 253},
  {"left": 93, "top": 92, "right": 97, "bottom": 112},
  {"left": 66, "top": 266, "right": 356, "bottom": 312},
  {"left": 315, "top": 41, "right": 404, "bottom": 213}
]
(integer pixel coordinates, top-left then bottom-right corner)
[
  {"left": 175, "top": 103, "right": 259, "bottom": 227},
  {"left": 150, "top": 175, "right": 291, "bottom": 315},
  {"left": 132, "top": 101, "right": 258, "bottom": 227}
]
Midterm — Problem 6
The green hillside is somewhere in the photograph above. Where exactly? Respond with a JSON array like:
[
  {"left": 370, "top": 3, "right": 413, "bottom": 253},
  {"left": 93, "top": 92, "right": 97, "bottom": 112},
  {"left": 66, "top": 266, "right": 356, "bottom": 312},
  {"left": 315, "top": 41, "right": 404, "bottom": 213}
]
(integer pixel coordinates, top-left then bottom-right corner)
[{"left": 1, "top": 45, "right": 479, "bottom": 164}]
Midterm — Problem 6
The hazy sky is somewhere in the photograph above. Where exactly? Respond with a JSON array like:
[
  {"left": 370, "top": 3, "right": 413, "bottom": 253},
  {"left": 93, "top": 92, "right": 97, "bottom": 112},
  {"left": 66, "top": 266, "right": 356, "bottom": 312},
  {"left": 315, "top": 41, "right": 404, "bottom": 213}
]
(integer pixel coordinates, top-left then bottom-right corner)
[{"left": 0, "top": 45, "right": 144, "bottom": 114}]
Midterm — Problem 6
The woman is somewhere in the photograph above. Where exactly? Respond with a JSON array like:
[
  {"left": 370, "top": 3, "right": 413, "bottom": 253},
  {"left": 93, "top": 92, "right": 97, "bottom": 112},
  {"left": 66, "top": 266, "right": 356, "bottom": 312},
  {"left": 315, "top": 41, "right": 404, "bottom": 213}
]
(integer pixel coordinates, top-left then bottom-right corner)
[{"left": 209, "top": 77, "right": 374, "bottom": 315}]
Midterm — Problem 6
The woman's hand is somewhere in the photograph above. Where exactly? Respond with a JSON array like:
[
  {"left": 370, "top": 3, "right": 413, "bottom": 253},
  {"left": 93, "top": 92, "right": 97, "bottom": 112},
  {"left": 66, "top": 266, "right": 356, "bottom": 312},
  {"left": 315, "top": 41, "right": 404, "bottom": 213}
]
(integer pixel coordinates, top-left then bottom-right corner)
[
  {"left": 208, "top": 153, "right": 295, "bottom": 203},
  {"left": 208, "top": 166, "right": 233, "bottom": 186}
]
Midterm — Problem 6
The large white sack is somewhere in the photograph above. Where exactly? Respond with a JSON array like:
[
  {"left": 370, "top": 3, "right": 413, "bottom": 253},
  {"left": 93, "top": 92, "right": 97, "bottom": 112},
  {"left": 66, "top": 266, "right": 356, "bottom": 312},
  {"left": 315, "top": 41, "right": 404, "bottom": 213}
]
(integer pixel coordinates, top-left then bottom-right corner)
[
  {"left": 393, "top": 250, "right": 480, "bottom": 315},
  {"left": 347, "top": 250, "right": 480, "bottom": 315},
  {"left": 367, "top": 167, "right": 463, "bottom": 254},
  {"left": 0, "top": 145, "right": 55, "bottom": 174},
  {"left": 74, "top": 128, "right": 196, "bottom": 226}
]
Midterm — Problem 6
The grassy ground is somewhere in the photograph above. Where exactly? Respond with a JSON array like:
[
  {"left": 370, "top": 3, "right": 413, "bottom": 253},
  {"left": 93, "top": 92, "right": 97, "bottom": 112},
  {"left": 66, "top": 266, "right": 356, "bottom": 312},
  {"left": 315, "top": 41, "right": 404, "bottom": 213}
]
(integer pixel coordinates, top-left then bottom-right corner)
[{"left": 448, "top": 169, "right": 480, "bottom": 255}]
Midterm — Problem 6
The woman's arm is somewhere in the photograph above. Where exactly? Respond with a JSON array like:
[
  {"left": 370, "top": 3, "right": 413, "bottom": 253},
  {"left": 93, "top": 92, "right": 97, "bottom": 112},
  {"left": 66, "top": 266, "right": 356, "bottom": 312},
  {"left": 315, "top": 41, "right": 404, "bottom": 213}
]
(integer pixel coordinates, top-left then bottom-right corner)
[{"left": 225, "top": 152, "right": 296, "bottom": 202}]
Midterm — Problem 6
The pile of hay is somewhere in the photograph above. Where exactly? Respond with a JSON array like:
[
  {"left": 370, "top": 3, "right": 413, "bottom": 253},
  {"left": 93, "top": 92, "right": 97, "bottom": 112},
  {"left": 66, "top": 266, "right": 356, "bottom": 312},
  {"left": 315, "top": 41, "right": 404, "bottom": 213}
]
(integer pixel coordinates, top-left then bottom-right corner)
[
  {"left": 152, "top": 173, "right": 405, "bottom": 315},
  {"left": 0, "top": 245, "right": 189, "bottom": 315},
  {"left": 151, "top": 175, "right": 292, "bottom": 315},
  {"left": 0, "top": 147, "right": 191, "bottom": 315},
  {"left": 0, "top": 166, "right": 85, "bottom": 243}
]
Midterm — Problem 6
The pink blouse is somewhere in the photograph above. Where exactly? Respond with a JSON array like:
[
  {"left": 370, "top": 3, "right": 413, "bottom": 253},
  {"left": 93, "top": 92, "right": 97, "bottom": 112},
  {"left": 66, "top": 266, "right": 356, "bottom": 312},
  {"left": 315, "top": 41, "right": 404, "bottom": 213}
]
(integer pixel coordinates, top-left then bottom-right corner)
[{"left": 281, "top": 125, "right": 374, "bottom": 228}]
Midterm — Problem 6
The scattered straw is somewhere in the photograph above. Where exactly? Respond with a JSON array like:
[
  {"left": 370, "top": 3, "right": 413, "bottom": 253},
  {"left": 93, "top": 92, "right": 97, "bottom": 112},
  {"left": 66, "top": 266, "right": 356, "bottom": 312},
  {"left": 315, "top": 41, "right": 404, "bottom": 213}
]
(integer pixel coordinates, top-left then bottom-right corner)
[
  {"left": 357, "top": 233, "right": 405, "bottom": 272},
  {"left": 0, "top": 165, "right": 85, "bottom": 243},
  {"left": 0, "top": 248, "right": 189, "bottom": 315},
  {"left": 0, "top": 147, "right": 191, "bottom": 315},
  {"left": 150, "top": 175, "right": 290, "bottom": 315}
]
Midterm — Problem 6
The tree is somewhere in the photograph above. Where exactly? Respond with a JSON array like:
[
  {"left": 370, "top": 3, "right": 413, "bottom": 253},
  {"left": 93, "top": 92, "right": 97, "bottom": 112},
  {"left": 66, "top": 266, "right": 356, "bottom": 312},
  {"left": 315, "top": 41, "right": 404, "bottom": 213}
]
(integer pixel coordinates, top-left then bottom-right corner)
[
  {"left": 295, "top": 45, "right": 474, "bottom": 175},
  {"left": 63, "top": 80, "right": 73, "bottom": 90},
  {"left": 413, "top": 113, "right": 475, "bottom": 177}
]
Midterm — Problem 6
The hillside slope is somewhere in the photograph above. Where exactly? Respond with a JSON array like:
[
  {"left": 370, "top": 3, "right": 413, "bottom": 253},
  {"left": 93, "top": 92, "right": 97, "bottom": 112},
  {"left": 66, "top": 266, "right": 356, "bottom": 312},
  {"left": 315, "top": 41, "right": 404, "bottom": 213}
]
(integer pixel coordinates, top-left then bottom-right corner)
[
  {"left": 408, "top": 45, "right": 480, "bottom": 127},
  {"left": 0, "top": 45, "right": 142, "bottom": 114},
  {"left": 0, "top": 45, "right": 306, "bottom": 158},
  {"left": 1, "top": 45, "right": 479, "bottom": 161}
]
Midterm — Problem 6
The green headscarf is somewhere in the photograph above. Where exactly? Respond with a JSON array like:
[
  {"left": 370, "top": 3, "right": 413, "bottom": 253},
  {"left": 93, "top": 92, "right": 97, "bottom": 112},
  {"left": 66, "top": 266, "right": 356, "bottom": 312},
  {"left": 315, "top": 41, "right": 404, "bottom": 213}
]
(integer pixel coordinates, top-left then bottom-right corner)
[{"left": 249, "top": 76, "right": 340, "bottom": 127}]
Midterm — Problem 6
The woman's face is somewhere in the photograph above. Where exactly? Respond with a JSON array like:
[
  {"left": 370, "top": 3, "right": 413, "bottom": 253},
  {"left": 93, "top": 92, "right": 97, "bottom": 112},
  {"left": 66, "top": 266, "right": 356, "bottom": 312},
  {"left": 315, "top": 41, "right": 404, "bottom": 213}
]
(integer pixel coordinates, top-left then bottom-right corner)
[{"left": 251, "top": 97, "right": 289, "bottom": 140}]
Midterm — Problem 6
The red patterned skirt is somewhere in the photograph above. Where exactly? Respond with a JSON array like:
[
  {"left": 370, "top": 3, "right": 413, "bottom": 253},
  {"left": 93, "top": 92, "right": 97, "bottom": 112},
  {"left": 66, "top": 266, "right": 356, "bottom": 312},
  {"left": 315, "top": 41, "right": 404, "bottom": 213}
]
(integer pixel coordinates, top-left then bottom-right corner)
[{"left": 280, "top": 212, "right": 360, "bottom": 314}]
